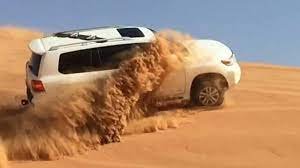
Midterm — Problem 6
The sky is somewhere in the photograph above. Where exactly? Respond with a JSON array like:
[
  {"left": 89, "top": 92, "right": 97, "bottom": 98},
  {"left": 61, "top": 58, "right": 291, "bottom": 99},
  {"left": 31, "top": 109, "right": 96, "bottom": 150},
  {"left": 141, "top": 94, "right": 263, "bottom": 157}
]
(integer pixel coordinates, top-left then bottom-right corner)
[{"left": 0, "top": 0, "right": 300, "bottom": 66}]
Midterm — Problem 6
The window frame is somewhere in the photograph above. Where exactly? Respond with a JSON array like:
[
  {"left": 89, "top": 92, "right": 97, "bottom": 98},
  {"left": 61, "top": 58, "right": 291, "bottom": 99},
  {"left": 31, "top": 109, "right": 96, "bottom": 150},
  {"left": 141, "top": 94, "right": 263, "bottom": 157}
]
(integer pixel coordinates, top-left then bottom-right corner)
[{"left": 57, "top": 42, "right": 150, "bottom": 75}]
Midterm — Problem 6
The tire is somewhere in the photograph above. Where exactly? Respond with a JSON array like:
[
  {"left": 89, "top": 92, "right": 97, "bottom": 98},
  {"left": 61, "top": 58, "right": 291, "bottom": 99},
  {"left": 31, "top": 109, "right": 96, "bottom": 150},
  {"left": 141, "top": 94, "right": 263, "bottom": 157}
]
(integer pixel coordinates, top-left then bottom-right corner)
[{"left": 191, "top": 80, "right": 225, "bottom": 106}]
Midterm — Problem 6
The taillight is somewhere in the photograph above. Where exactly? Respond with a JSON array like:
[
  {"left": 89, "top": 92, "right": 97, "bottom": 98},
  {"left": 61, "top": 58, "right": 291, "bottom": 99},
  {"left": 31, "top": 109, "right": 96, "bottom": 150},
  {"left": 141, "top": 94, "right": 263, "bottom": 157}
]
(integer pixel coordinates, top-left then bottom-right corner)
[{"left": 31, "top": 80, "right": 45, "bottom": 92}]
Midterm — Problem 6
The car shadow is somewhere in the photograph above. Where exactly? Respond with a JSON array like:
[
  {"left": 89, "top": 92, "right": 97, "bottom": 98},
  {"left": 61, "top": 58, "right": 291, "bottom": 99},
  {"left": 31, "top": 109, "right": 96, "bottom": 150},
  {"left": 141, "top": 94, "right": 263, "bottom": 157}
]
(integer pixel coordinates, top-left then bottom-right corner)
[{"left": 0, "top": 104, "right": 29, "bottom": 118}]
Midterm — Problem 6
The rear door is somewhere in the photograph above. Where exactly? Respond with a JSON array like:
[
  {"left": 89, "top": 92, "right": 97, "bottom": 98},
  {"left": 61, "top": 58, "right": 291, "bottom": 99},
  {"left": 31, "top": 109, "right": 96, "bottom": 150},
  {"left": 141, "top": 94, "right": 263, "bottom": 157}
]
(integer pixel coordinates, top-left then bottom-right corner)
[{"left": 57, "top": 47, "right": 113, "bottom": 83}]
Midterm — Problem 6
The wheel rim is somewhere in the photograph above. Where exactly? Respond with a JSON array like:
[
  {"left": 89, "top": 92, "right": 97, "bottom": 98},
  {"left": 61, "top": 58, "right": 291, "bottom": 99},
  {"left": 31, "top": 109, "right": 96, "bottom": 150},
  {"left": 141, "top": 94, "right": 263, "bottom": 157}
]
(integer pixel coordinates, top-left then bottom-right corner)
[{"left": 198, "top": 86, "right": 220, "bottom": 106}]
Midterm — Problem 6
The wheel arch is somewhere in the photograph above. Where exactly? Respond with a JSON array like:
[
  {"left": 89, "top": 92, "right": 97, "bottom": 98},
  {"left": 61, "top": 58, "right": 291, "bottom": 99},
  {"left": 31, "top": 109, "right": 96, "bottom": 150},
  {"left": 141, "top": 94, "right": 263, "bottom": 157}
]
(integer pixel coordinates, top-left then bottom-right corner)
[{"left": 190, "top": 73, "right": 229, "bottom": 96}]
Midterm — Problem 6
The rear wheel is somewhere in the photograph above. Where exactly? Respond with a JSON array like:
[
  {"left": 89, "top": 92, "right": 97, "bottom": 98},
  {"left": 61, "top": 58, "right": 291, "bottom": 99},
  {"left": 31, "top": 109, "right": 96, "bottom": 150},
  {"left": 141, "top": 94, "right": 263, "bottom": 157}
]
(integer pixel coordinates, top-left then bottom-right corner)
[{"left": 191, "top": 80, "right": 225, "bottom": 106}]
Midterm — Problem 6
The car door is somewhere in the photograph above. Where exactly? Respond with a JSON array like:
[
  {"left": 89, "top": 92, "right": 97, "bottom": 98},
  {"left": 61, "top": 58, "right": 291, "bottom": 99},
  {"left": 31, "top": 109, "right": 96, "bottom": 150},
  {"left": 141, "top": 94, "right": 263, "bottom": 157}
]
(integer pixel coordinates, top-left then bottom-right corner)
[
  {"left": 100, "top": 43, "right": 187, "bottom": 99},
  {"left": 153, "top": 43, "right": 188, "bottom": 99},
  {"left": 154, "top": 67, "right": 186, "bottom": 98},
  {"left": 97, "top": 43, "right": 187, "bottom": 99}
]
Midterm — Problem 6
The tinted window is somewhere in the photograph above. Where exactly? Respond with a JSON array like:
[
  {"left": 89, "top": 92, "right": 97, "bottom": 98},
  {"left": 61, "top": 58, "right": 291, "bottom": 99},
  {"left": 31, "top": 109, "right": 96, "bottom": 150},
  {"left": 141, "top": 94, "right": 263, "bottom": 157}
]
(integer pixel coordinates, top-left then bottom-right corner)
[
  {"left": 58, "top": 43, "right": 148, "bottom": 74},
  {"left": 59, "top": 48, "right": 101, "bottom": 74},
  {"left": 117, "top": 28, "right": 145, "bottom": 37},
  {"left": 29, "top": 53, "right": 42, "bottom": 76},
  {"left": 99, "top": 44, "right": 136, "bottom": 70}
]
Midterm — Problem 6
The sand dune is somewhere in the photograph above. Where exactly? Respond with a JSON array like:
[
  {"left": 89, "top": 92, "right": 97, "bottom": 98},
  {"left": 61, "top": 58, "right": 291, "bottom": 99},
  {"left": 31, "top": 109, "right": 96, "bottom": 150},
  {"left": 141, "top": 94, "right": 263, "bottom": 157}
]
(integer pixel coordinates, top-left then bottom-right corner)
[
  {"left": 0, "top": 27, "right": 300, "bottom": 168},
  {"left": 0, "top": 27, "right": 41, "bottom": 106}
]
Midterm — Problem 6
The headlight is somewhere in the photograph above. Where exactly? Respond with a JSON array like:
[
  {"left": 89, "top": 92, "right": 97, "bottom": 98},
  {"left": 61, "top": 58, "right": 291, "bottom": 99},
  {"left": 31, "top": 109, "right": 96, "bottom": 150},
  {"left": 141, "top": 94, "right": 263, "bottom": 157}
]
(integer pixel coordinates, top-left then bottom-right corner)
[{"left": 221, "top": 53, "right": 234, "bottom": 66}]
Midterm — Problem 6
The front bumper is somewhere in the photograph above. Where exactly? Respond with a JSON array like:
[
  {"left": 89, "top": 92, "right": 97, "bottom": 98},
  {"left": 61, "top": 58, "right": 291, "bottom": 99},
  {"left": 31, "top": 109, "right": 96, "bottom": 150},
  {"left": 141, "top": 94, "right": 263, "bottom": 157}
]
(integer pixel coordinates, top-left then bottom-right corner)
[{"left": 226, "top": 62, "right": 241, "bottom": 87}]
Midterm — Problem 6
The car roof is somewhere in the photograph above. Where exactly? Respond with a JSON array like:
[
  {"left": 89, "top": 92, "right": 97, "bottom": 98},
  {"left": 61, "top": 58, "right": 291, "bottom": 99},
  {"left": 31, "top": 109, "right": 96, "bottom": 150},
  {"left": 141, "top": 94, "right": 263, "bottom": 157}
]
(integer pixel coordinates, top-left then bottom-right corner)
[{"left": 29, "top": 26, "right": 155, "bottom": 55}]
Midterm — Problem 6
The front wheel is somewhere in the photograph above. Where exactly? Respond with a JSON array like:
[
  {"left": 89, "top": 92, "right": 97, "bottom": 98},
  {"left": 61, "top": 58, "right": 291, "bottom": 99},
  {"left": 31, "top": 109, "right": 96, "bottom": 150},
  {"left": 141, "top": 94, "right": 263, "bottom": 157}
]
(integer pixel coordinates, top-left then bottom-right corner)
[{"left": 191, "top": 81, "right": 225, "bottom": 106}]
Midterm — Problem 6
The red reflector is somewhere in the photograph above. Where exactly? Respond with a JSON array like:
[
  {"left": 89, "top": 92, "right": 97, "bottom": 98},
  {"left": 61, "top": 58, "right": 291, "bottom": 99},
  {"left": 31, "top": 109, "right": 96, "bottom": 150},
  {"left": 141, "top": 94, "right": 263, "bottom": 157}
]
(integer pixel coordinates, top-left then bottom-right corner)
[{"left": 31, "top": 80, "right": 45, "bottom": 92}]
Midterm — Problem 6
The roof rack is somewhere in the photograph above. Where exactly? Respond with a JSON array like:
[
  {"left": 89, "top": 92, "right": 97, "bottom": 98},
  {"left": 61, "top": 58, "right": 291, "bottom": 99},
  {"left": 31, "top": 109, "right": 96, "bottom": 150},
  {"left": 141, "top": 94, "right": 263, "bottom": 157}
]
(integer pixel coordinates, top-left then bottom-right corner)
[
  {"left": 52, "top": 26, "right": 121, "bottom": 36},
  {"left": 49, "top": 37, "right": 131, "bottom": 51}
]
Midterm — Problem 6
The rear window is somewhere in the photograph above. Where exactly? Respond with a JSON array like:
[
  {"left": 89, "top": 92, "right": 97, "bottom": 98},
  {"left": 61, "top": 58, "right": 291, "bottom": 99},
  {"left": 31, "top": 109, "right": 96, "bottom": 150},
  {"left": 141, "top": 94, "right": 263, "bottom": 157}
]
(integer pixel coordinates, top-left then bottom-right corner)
[
  {"left": 58, "top": 43, "right": 146, "bottom": 74},
  {"left": 29, "top": 53, "right": 42, "bottom": 76},
  {"left": 117, "top": 28, "right": 145, "bottom": 38}
]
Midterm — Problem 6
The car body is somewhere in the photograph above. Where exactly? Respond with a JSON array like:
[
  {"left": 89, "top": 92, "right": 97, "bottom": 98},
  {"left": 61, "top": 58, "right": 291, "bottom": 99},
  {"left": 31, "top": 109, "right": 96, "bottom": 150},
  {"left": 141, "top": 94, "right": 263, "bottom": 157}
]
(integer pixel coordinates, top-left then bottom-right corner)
[{"left": 24, "top": 26, "right": 241, "bottom": 106}]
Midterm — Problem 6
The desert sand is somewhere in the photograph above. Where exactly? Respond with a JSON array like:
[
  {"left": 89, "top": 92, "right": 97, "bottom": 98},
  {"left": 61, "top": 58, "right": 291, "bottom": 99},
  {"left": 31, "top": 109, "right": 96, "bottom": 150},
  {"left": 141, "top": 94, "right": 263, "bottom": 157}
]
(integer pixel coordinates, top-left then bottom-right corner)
[{"left": 0, "top": 27, "right": 299, "bottom": 168}]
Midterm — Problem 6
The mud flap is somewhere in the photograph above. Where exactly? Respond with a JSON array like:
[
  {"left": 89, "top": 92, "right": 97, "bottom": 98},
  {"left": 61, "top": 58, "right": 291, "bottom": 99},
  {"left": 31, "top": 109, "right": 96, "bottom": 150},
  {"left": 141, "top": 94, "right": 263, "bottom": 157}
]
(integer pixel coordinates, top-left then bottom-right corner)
[{"left": 21, "top": 99, "right": 29, "bottom": 106}]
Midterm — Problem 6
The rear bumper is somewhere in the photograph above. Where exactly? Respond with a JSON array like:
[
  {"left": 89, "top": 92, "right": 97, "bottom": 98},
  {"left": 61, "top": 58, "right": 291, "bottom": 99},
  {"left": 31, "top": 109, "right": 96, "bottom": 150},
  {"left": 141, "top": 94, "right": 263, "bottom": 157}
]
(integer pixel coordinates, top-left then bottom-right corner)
[
  {"left": 25, "top": 61, "right": 36, "bottom": 104},
  {"left": 26, "top": 87, "right": 33, "bottom": 102}
]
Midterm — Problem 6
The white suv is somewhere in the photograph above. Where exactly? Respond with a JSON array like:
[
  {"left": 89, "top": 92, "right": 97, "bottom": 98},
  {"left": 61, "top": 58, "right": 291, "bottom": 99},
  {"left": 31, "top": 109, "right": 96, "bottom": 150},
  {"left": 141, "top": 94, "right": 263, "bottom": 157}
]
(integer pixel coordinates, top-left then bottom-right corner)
[{"left": 23, "top": 26, "right": 241, "bottom": 107}]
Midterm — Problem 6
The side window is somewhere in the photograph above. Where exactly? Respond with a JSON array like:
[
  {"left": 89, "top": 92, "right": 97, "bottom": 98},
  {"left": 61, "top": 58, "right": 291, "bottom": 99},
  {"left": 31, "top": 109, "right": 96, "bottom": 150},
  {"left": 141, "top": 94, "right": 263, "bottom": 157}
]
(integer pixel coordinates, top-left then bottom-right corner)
[
  {"left": 99, "top": 44, "right": 135, "bottom": 70},
  {"left": 117, "top": 28, "right": 145, "bottom": 37},
  {"left": 58, "top": 48, "right": 101, "bottom": 74},
  {"left": 58, "top": 43, "right": 150, "bottom": 74}
]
